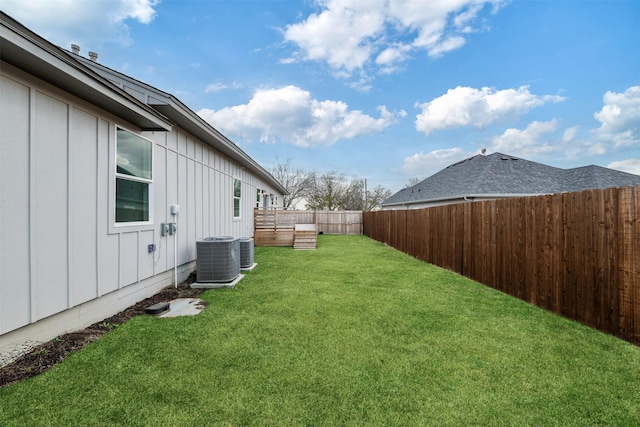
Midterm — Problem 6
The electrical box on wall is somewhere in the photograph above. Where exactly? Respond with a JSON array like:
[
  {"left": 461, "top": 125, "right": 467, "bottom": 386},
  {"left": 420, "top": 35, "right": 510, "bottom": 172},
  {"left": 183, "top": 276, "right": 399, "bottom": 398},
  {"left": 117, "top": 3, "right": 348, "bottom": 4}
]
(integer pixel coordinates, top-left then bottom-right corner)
[{"left": 161, "top": 223, "right": 177, "bottom": 236}]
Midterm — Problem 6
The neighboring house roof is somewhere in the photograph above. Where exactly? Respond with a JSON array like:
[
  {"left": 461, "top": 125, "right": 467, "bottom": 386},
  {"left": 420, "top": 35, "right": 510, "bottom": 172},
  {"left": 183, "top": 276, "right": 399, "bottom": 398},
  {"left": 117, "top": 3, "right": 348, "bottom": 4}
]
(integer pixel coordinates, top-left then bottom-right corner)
[
  {"left": 71, "top": 54, "right": 286, "bottom": 195},
  {"left": 382, "top": 152, "right": 640, "bottom": 207},
  {"left": 0, "top": 12, "right": 172, "bottom": 131}
]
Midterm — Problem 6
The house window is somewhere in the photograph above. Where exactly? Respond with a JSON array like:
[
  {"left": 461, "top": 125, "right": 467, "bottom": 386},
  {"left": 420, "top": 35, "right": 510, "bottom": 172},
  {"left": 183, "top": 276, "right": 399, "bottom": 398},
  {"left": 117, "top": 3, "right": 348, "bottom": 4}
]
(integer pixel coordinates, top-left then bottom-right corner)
[
  {"left": 115, "top": 128, "right": 152, "bottom": 223},
  {"left": 233, "top": 178, "right": 241, "bottom": 218},
  {"left": 256, "top": 189, "right": 261, "bottom": 208}
]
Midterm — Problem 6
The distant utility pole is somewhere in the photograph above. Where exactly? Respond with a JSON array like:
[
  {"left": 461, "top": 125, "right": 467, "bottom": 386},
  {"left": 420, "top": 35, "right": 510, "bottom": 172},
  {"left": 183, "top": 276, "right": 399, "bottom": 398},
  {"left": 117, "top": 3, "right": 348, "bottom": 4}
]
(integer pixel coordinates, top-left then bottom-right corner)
[{"left": 364, "top": 178, "right": 368, "bottom": 211}]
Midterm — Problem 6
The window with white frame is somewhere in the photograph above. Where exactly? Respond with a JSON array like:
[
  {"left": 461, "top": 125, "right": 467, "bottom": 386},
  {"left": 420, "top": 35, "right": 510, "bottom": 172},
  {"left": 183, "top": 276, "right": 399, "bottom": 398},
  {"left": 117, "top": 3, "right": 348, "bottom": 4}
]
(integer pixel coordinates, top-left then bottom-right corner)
[
  {"left": 233, "top": 178, "right": 242, "bottom": 218},
  {"left": 256, "top": 188, "right": 261, "bottom": 208},
  {"left": 115, "top": 128, "right": 152, "bottom": 223}
]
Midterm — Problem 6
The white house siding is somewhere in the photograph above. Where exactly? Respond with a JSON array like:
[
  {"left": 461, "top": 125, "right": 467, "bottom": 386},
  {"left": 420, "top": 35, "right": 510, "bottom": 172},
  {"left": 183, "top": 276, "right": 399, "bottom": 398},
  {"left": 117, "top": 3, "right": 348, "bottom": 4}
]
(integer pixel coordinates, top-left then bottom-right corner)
[
  {"left": 1, "top": 71, "right": 31, "bottom": 333},
  {"left": 0, "top": 62, "right": 282, "bottom": 352},
  {"left": 148, "top": 128, "right": 277, "bottom": 264}
]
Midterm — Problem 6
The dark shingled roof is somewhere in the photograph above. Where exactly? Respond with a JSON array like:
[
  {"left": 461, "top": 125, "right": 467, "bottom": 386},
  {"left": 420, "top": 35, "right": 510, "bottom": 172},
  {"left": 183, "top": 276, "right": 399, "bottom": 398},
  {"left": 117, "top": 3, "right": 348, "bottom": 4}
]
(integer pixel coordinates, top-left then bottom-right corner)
[{"left": 382, "top": 152, "right": 640, "bottom": 207}]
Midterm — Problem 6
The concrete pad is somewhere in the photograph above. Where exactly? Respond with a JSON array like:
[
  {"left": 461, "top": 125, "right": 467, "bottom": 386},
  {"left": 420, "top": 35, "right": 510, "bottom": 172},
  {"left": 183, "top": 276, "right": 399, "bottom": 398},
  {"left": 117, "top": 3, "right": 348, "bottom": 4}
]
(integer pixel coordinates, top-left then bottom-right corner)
[
  {"left": 241, "top": 263, "right": 258, "bottom": 272},
  {"left": 159, "top": 298, "right": 207, "bottom": 318},
  {"left": 190, "top": 273, "right": 245, "bottom": 289}
]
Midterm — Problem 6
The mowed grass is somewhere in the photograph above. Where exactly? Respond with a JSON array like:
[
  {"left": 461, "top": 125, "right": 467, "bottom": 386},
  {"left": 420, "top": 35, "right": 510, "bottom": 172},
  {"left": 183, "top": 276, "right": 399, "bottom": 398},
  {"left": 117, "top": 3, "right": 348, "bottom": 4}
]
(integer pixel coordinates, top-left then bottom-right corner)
[{"left": 1, "top": 235, "right": 639, "bottom": 426}]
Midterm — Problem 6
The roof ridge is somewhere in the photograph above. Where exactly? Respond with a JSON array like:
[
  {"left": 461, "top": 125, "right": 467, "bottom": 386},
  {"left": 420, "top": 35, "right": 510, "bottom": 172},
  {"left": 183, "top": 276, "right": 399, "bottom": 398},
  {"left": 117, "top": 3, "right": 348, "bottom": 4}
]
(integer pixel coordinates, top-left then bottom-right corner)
[{"left": 469, "top": 153, "right": 500, "bottom": 193}]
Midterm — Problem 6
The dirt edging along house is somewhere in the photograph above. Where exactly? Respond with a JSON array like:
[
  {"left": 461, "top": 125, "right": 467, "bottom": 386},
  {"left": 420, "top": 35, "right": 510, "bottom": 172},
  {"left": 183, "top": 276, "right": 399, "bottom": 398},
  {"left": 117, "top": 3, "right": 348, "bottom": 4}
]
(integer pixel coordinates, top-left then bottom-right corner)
[{"left": 0, "top": 12, "right": 285, "bottom": 361}]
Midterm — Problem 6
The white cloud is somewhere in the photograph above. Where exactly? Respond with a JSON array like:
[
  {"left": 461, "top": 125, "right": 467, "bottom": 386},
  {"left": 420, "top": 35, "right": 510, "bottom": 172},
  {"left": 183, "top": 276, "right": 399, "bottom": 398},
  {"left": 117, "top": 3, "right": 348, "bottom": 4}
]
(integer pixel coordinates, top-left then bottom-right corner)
[
  {"left": 375, "top": 44, "right": 413, "bottom": 76},
  {"left": 453, "top": 3, "right": 484, "bottom": 29},
  {"left": 400, "top": 147, "right": 471, "bottom": 175},
  {"left": 375, "top": 42, "right": 414, "bottom": 74},
  {"left": 197, "top": 85, "right": 404, "bottom": 147},
  {"left": 592, "top": 86, "right": 640, "bottom": 147},
  {"left": 608, "top": 159, "right": 640, "bottom": 175},
  {"left": 562, "top": 126, "right": 578, "bottom": 142},
  {"left": 282, "top": 0, "right": 507, "bottom": 78},
  {"left": 283, "top": 0, "right": 386, "bottom": 73},
  {"left": 205, "top": 82, "right": 243, "bottom": 93},
  {"left": 415, "top": 86, "right": 565, "bottom": 135},
  {"left": 483, "top": 86, "right": 640, "bottom": 163},
  {"left": 426, "top": 35, "right": 466, "bottom": 58},
  {"left": 488, "top": 121, "right": 612, "bottom": 160},
  {"left": 1, "top": 0, "right": 159, "bottom": 48},
  {"left": 376, "top": 45, "right": 408, "bottom": 65},
  {"left": 491, "top": 120, "right": 558, "bottom": 156}
]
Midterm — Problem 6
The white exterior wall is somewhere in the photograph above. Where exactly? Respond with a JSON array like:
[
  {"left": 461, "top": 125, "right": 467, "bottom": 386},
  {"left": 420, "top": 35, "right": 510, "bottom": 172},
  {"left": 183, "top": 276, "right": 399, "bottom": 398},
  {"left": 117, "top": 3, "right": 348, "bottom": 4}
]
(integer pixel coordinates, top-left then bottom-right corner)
[
  {"left": 0, "top": 62, "right": 281, "bottom": 350},
  {"left": 147, "top": 128, "right": 280, "bottom": 265}
]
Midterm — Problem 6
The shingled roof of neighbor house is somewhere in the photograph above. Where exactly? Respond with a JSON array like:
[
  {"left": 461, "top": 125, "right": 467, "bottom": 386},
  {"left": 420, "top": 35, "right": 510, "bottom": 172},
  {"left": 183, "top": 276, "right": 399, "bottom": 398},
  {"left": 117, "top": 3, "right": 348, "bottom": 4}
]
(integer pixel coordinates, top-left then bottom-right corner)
[{"left": 382, "top": 152, "right": 640, "bottom": 207}]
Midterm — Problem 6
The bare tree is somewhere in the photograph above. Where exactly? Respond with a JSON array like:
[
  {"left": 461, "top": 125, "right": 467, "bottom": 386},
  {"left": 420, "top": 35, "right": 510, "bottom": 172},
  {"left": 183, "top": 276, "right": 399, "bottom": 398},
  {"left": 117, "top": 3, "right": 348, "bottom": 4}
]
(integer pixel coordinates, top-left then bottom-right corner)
[
  {"left": 305, "top": 174, "right": 393, "bottom": 211},
  {"left": 340, "top": 178, "right": 393, "bottom": 211},
  {"left": 268, "top": 158, "right": 314, "bottom": 209},
  {"left": 365, "top": 185, "right": 392, "bottom": 211},
  {"left": 305, "top": 172, "right": 348, "bottom": 210},
  {"left": 268, "top": 159, "right": 393, "bottom": 211},
  {"left": 404, "top": 177, "right": 424, "bottom": 188},
  {"left": 341, "top": 179, "right": 366, "bottom": 210}
]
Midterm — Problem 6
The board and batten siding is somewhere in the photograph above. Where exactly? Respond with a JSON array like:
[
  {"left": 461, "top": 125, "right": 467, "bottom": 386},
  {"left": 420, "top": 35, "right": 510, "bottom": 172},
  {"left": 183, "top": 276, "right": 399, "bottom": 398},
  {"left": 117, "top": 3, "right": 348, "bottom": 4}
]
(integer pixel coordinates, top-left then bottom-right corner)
[{"left": 0, "top": 62, "right": 280, "bottom": 340}]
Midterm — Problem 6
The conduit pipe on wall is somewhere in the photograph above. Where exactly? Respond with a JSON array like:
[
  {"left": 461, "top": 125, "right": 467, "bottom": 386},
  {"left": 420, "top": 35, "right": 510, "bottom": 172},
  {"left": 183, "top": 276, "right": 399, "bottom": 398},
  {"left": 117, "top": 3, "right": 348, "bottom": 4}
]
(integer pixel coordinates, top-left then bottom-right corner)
[
  {"left": 171, "top": 205, "right": 179, "bottom": 288},
  {"left": 174, "top": 220, "right": 178, "bottom": 288}
]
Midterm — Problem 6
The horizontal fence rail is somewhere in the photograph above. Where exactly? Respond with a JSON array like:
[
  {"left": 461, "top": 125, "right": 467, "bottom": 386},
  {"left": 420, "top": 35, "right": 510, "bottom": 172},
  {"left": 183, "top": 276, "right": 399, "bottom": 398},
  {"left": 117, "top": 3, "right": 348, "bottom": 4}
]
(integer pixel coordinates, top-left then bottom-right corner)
[
  {"left": 255, "top": 209, "right": 362, "bottom": 246},
  {"left": 363, "top": 186, "right": 640, "bottom": 346}
]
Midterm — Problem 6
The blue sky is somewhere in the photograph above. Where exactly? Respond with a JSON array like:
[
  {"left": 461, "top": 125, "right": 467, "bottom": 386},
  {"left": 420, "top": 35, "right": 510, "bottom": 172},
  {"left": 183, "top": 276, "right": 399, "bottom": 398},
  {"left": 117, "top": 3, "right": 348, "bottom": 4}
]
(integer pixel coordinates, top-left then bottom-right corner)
[{"left": 4, "top": 0, "right": 639, "bottom": 192}]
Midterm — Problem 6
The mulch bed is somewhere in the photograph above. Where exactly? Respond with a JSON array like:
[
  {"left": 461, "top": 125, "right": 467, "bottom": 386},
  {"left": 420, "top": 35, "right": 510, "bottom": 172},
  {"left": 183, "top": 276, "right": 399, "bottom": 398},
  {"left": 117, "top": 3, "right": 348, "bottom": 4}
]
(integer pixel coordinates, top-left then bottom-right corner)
[{"left": 0, "top": 274, "right": 205, "bottom": 389}]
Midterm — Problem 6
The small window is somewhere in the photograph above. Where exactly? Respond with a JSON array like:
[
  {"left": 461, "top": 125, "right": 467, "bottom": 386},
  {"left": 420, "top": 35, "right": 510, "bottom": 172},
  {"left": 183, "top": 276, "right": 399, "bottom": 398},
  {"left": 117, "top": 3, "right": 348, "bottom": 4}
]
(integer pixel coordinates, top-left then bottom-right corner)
[
  {"left": 233, "top": 178, "right": 241, "bottom": 218},
  {"left": 256, "top": 189, "right": 261, "bottom": 208},
  {"left": 116, "top": 128, "right": 152, "bottom": 223}
]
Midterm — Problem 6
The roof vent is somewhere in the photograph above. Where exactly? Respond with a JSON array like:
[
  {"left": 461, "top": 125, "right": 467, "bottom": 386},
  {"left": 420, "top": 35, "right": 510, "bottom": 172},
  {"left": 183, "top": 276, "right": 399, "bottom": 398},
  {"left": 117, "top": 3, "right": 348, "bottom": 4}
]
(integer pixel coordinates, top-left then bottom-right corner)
[
  {"left": 88, "top": 51, "right": 98, "bottom": 62},
  {"left": 71, "top": 44, "right": 80, "bottom": 54}
]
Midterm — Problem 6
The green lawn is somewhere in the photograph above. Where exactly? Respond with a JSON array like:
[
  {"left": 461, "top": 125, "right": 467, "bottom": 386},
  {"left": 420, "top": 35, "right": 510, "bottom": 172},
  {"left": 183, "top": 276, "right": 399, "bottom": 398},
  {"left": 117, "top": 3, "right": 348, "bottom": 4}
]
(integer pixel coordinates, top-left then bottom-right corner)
[{"left": 1, "top": 235, "right": 639, "bottom": 426}]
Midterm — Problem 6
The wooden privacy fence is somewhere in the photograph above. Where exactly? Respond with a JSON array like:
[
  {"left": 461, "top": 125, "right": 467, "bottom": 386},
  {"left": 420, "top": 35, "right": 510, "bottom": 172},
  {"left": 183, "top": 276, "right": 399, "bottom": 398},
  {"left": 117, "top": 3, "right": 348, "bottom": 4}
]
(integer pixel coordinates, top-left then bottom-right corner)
[
  {"left": 363, "top": 186, "right": 640, "bottom": 346},
  {"left": 255, "top": 209, "right": 362, "bottom": 246}
]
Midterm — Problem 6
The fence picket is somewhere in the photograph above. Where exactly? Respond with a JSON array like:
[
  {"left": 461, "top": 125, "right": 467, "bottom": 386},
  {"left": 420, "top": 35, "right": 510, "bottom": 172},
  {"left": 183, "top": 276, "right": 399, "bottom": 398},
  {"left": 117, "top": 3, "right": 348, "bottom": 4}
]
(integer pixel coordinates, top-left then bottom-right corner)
[
  {"left": 255, "top": 209, "right": 363, "bottom": 246},
  {"left": 364, "top": 186, "right": 640, "bottom": 345}
]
